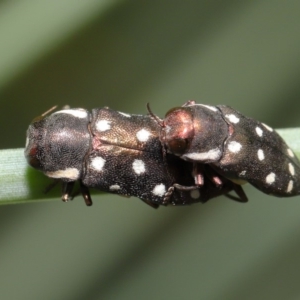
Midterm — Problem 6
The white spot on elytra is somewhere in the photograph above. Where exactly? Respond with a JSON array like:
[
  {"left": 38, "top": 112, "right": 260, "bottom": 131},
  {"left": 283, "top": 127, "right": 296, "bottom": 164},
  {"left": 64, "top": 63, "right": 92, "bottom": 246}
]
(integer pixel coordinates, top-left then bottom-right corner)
[
  {"left": 287, "top": 148, "right": 294, "bottom": 157},
  {"left": 152, "top": 184, "right": 166, "bottom": 196},
  {"left": 54, "top": 109, "right": 87, "bottom": 119},
  {"left": 225, "top": 114, "right": 240, "bottom": 124},
  {"left": 91, "top": 157, "right": 106, "bottom": 171},
  {"left": 182, "top": 148, "right": 221, "bottom": 162},
  {"left": 132, "top": 159, "right": 145, "bottom": 175},
  {"left": 287, "top": 180, "right": 293, "bottom": 193},
  {"left": 46, "top": 168, "right": 80, "bottom": 180},
  {"left": 239, "top": 170, "right": 246, "bottom": 176},
  {"left": 190, "top": 190, "right": 200, "bottom": 199},
  {"left": 109, "top": 184, "right": 121, "bottom": 191},
  {"left": 262, "top": 123, "right": 273, "bottom": 132},
  {"left": 255, "top": 127, "right": 263, "bottom": 137},
  {"left": 136, "top": 129, "right": 151, "bottom": 142},
  {"left": 288, "top": 163, "right": 295, "bottom": 176},
  {"left": 257, "top": 149, "right": 265, "bottom": 161},
  {"left": 266, "top": 172, "right": 276, "bottom": 184},
  {"left": 96, "top": 120, "right": 111, "bottom": 132},
  {"left": 228, "top": 141, "right": 242, "bottom": 153},
  {"left": 198, "top": 104, "right": 218, "bottom": 112},
  {"left": 118, "top": 111, "right": 131, "bottom": 118}
]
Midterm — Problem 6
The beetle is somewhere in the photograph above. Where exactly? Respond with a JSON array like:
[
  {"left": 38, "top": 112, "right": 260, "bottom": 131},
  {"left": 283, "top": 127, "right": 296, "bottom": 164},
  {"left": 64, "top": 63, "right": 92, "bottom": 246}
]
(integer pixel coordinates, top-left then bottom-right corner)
[
  {"left": 148, "top": 100, "right": 300, "bottom": 201},
  {"left": 25, "top": 106, "right": 240, "bottom": 207}
]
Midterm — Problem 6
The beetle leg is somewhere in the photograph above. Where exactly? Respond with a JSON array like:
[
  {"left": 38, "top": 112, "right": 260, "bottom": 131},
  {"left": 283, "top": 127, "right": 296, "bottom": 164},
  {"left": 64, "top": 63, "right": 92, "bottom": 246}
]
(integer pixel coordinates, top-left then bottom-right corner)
[
  {"left": 225, "top": 183, "right": 248, "bottom": 203},
  {"left": 161, "top": 186, "right": 174, "bottom": 205},
  {"left": 173, "top": 183, "right": 199, "bottom": 191},
  {"left": 192, "top": 163, "right": 205, "bottom": 186},
  {"left": 79, "top": 181, "right": 93, "bottom": 206},
  {"left": 44, "top": 179, "right": 59, "bottom": 194},
  {"left": 61, "top": 181, "right": 75, "bottom": 202},
  {"left": 232, "top": 184, "right": 248, "bottom": 202},
  {"left": 204, "top": 166, "right": 223, "bottom": 187}
]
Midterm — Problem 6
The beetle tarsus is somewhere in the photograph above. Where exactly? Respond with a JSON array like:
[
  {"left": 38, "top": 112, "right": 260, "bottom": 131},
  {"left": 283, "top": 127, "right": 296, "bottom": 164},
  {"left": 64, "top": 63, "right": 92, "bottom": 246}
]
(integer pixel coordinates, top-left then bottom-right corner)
[
  {"left": 225, "top": 184, "right": 248, "bottom": 203},
  {"left": 80, "top": 181, "right": 93, "bottom": 206},
  {"left": 61, "top": 182, "right": 75, "bottom": 202}
]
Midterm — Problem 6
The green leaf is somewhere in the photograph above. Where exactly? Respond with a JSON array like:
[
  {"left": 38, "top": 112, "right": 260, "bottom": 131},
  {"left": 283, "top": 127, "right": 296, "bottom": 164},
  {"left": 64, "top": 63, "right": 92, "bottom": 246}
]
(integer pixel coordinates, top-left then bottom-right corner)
[{"left": 0, "top": 148, "right": 53, "bottom": 204}]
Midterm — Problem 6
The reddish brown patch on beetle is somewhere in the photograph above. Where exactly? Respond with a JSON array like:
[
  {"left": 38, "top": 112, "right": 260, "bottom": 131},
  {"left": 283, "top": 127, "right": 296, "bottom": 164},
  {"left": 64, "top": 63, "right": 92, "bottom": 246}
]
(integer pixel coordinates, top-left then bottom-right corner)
[
  {"left": 164, "top": 109, "right": 193, "bottom": 140},
  {"left": 162, "top": 108, "right": 194, "bottom": 155}
]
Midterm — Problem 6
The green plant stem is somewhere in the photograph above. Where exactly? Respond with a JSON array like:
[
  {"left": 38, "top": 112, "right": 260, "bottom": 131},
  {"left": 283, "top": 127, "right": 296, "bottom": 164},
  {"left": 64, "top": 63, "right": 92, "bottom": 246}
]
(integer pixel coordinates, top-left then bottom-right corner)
[{"left": 1, "top": 128, "right": 300, "bottom": 205}]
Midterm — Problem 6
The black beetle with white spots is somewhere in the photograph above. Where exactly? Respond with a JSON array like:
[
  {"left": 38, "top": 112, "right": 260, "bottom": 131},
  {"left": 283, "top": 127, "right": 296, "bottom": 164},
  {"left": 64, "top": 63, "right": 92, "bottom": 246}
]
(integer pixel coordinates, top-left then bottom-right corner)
[
  {"left": 25, "top": 106, "right": 238, "bottom": 207},
  {"left": 149, "top": 100, "right": 300, "bottom": 202}
]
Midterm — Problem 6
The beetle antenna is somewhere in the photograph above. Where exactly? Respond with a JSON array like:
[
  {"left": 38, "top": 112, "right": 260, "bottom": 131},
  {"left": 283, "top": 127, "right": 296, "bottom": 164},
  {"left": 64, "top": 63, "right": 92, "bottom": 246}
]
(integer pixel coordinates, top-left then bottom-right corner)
[
  {"left": 41, "top": 105, "right": 58, "bottom": 117},
  {"left": 146, "top": 103, "right": 164, "bottom": 127}
]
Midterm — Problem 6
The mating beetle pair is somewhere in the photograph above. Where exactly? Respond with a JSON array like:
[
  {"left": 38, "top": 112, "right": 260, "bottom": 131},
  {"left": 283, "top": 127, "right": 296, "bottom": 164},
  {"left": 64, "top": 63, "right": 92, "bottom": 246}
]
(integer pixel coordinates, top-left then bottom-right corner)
[{"left": 25, "top": 101, "right": 300, "bottom": 207}]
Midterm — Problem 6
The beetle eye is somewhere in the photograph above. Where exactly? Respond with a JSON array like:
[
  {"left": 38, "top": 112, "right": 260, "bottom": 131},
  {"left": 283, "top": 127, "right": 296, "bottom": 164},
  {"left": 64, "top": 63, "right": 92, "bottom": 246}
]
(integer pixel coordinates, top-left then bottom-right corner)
[
  {"left": 167, "top": 138, "right": 189, "bottom": 155},
  {"left": 29, "top": 155, "right": 43, "bottom": 170},
  {"left": 25, "top": 144, "right": 43, "bottom": 170}
]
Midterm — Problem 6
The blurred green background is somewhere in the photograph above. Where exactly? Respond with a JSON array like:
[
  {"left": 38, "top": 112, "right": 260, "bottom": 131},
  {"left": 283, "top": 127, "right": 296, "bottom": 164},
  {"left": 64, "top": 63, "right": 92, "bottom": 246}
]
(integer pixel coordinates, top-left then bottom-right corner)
[{"left": 1, "top": 1, "right": 300, "bottom": 299}]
